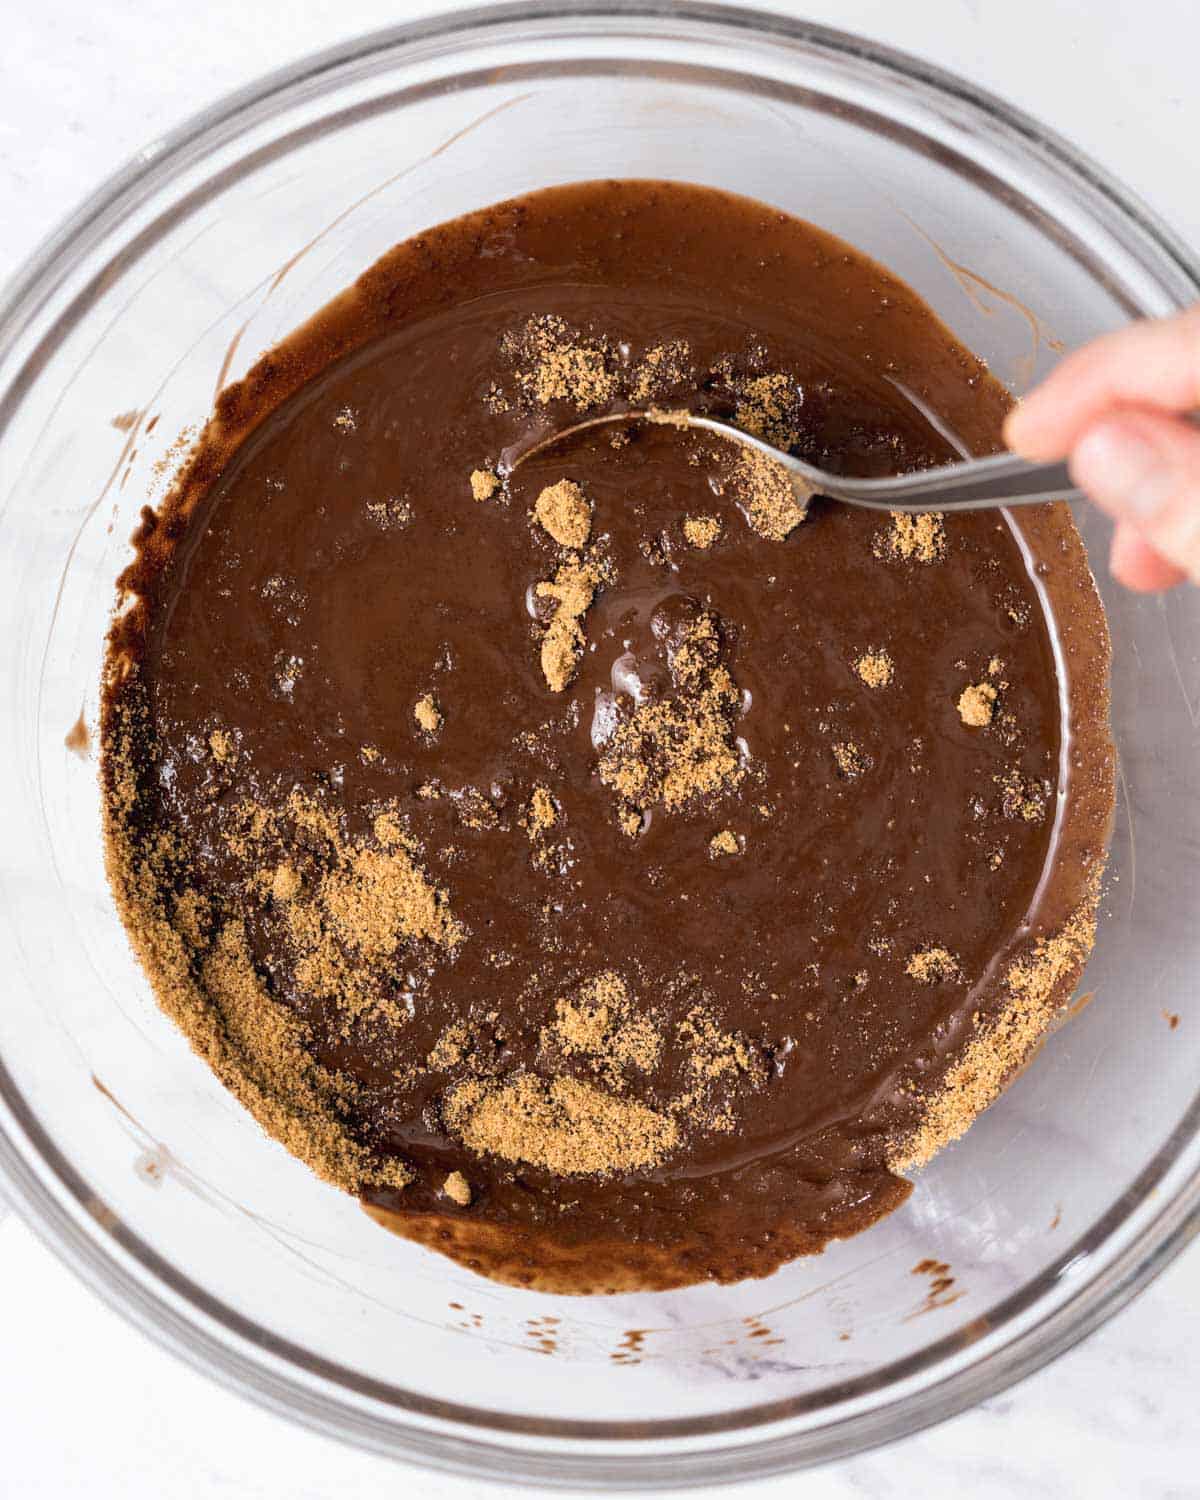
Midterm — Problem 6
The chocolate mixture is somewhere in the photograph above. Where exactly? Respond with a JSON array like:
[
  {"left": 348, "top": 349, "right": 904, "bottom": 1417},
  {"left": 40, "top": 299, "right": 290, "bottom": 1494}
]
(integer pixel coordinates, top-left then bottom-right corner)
[{"left": 102, "top": 181, "right": 1114, "bottom": 1293}]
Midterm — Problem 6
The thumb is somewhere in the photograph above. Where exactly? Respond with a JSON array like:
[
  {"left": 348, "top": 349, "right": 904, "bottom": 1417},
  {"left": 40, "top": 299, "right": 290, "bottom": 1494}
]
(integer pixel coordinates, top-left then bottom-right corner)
[{"left": 1070, "top": 410, "right": 1200, "bottom": 585}]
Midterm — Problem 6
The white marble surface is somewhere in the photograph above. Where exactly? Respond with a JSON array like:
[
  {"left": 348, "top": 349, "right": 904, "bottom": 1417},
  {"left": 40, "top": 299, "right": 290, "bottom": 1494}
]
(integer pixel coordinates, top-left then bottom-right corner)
[{"left": 3, "top": 1, "right": 1197, "bottom": 1495}]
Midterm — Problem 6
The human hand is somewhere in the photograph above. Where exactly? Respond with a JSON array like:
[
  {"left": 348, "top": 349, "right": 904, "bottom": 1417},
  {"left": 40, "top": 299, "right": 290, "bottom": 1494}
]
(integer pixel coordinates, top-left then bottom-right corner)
[{"left": 1003, "top": 306, "right": 1200, "bottom": 591}]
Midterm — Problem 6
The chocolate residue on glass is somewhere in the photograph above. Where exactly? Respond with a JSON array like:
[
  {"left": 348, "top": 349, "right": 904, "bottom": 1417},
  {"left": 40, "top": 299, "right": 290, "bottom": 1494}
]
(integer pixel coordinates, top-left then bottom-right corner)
[
  {"left": 65, "top": 710, "right": 91, "bottom": 759},
  {"left": 101, "top": 180, "right": 1114, "bottom": 1295}
]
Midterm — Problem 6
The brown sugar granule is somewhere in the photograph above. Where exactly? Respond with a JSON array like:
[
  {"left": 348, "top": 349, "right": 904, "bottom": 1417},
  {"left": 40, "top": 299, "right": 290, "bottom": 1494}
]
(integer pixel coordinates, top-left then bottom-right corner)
[
  {"left": 321, "top": 844, "right": 462, "bottom": 963},
  {"left": 683, "top": 514, "right": 722, "bottom": 549},
  {"left": 597, "top": 622, "right": 744, "bottom": 824},
  {"left": 710, "top": 829, "right": 739, "bottom": 857},
  {"left": 906, "top": 947, "right": 962, "bottom": 984},
  {"left": 438, "top": 975, "right": 761, "bottom": 1178},
  {"left": 535, "top": 556, "right": 599, "bottom": 692},
  {"left": 875, "top": 512, "right": 946, "bottom": 564},
  {"left": 630, "top": 340, "right": 691, "bottom": 403},
  {"left": 733, "top": 446, "right": 810, "bottom": 541},
  {"left": 524, "top": 785, "right": 558, "bottom": 839},
  {"left": 677, "top": 1006, "right": 756, "bottom": 1083},
  {"left": 148, "top": 421, "right": 198, "bottom": 486},
  {"left": 366, "top": 496, "right": 413, "bottom": 530},
  {"left": 232, "top": 790, "right": 464, "bottom": 1022},
  {"left": 534, "top": 479, "right": 592, "bottom": 549},
  {"left": 995, "top": 710, "right": 1021, "bottom": 748},
  {"left": 444, "top": 1073, "right": 678, "bottom": 1176},
  {"left": 666, "top": 610, "right": 725, "bottom": 690},
  {"left": 996, "top": 767, "right": 1048, "bottom": 822},
  {"left": 958, "top": 681, "right": 997, "bottom": 727},
  {"left": 271, "top": 863, "right": 301, "bottom": 903},
  {"left": 208, "top": 728, "right": 236, "bottom": 763},
  {"left": 506, "top": 314, "right": 618, "bottom": 411},
  {"left": 832, "top": 741, "right": 869, "bottom": 779},
  {"left": 669, "top": 1004, "right": 764, "bottom": 1135},
  {"left": 855, "top": 651, "right": 894, "bottom": 689},
  {"left": 470, "top": 467, "right": 499, "bottom": 502},
  {"left": 644, "top": 405, "right": 692, "bottom": 431},
  {"left": 373, "top": 809, "right": 404, "bottom": 847},
  {"left": 893, "top": 884, "right": 1100, "bottom": 1171},
  {"left": 172, "top": 888, "right": 211, "bottom": 948},
  {"left": 414, "top": 693, "right": 442, "bottom": 733},
  {"left": 428, "top": 1020, "right": 473, "bottom": 1071},
  {"left": 199, "top": 921, "right": 413, "bottom": 1191},
  {"left": 531, "top": 839, "right": 571, "bottom": 877},
  {"left": 442, "top": 1170, "right": 472, "bottom": 1206},
  {"left": 448, "top": 787, "right": 500, "bottom": 832},
  {"left": 733, "top": 373, "right": 801, "bottom": 448},
  {"left": 102, "top": 712, "right": 413, "bottom": 1194},
  {"left": 545, "top": 972, "right": 661, "bottom": 1079},
  {"left": 1005, "top": 895, "right": 1099, "bottom": 1014}
]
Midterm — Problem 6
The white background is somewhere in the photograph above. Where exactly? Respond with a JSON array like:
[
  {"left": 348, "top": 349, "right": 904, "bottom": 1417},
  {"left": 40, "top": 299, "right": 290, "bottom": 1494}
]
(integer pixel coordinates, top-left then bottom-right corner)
[{"left": 4, "top": 2, "right": 1198, "bottom": 1496}]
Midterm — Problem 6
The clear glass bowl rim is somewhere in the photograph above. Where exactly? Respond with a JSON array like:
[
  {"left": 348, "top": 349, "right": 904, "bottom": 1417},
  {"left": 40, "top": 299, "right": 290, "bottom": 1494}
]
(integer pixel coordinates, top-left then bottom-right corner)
[{"left": 0, "top": 2, "right": 1197, "bottom": 1487}]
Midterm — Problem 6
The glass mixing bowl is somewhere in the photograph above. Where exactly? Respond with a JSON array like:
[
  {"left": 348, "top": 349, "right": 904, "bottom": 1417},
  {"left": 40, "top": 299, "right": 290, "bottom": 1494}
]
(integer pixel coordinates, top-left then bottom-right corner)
[{"left": 0, "top": 3, "right": 1197, "bottom": 1487}]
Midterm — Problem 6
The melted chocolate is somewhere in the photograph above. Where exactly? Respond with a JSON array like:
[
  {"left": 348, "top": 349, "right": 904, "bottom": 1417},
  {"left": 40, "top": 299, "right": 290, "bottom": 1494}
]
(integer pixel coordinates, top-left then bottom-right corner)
[{"left": 103, "top": 181, "right": 1112, "bottom": 1292}]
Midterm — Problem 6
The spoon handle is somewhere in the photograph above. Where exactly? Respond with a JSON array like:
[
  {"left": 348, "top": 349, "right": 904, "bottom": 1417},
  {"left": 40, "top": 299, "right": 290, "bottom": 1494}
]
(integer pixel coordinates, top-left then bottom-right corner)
[
  {"left": 825, "top": 450, "right": 1078, "bottom": 514},
  {"left": 825, "top": 412, "right": 1200, "bottom": 514}
]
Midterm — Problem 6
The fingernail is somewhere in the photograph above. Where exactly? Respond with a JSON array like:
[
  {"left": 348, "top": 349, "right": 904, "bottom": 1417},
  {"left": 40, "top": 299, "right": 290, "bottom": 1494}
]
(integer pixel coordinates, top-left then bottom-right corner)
[{"left": 1072, "top": 421, "right": 1173, "bottom": 519}]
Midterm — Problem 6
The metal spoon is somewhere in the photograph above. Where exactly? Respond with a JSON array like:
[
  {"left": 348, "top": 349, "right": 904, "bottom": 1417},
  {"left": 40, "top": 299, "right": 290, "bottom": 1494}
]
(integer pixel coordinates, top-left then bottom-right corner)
[{"left": 506, "top": 408, "right": 1080, "bottom": 515}]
